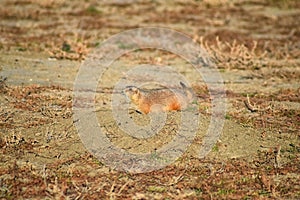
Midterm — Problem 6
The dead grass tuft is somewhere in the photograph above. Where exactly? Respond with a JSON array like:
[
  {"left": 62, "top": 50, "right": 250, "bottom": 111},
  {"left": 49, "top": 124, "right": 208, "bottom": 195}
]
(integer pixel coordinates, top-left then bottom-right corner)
[{"left": 197, "top": 35, "right": 267, "bottom": 70}]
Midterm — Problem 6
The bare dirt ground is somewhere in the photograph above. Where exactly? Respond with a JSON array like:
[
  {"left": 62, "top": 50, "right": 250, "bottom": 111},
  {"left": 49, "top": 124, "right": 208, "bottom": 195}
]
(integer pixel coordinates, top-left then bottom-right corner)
[{"left": 0, "top": 0, "right": 299, "bottom": 199}]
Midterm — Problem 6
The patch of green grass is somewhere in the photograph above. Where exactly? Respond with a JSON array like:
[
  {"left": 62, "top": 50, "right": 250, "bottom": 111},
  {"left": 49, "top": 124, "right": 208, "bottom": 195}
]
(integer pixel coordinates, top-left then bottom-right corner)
[
  {"left": 0, "top": 184, "right": 12, "bottom": 199},
  {"left": 86, "top": 6, "right": 102, "bottom": 14},
  {"left": 288, "top": 154, "right": 296, "bottom": 159},
  {"left": 94, "top": 42, "right": 101, "bottom": 47},
  {"left": 94, "top": 159, "right": 103, "bottom": 166},
  {"left": 17, "top": 47, "right": 27, "bottom": 52},
  {"left": 194, "top": 188, "right": 202, "bottom": 195},
  {"left": 241, "top": 177, "right": 250, "bottom": 183},
  {"left": 243, "top": 195, "right": 251, "bottom": 200},
  {"left": 265, "top": 166, "right": 272, "bottom": 170},
  {"left": 148, "top": 186, "right": 165, "bottom": 193},
  {"left": 212, "top": 144, "right": 219, "bottom": 152},
  {"left": 217, "top": 188, "right": 235, "bottom": 195},
  {"left": 225, "top": 114, "right": 231, "bottom": 120},
  {"left": 62, "top": 42, "right": 72, "bottom": 52},
  {"left": 259, "top": 190, "right": 270, "bottom": 196},
  {"left": 117, "top": 42, "right": 135, "bottom": 50},
  {"left": 192, "top": 100, "right": 198, "bottom": 105},
  {"left": 150, "top": 152, "right": 169, "bottom": 163},
  {"left": 187, "top": 106, "right": 197, "bottom": 111}
]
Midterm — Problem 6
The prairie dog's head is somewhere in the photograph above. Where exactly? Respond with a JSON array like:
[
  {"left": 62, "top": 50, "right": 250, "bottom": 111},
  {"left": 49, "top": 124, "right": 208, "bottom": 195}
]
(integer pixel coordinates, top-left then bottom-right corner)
[
  {"left": 123, "top": 86, "right": 141, "bottom": 104},
  {"left": 180, "top": 81, "right": 195, "bottom": 102}
]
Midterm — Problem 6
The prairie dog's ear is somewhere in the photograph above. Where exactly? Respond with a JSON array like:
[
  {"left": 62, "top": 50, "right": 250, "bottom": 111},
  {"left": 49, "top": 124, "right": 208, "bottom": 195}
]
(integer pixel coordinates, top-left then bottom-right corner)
[
  {"left": 131, "top": 87, "right": 140, "bottom": 94},
  {"left": 180, "top": 81, "right": 187, "bottom": 88},
  {"left": 124, "top": 86, "right": 140, "bottom": 95},
  {"left": 180, "top": 82, "right": 194, "bottom": 101}
]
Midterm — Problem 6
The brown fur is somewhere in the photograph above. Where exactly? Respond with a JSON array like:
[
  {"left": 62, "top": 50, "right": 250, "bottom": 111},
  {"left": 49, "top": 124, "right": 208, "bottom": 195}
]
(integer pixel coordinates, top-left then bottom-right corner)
[{"left": 124, "top": 83, "right": 193, "bottom": 114}]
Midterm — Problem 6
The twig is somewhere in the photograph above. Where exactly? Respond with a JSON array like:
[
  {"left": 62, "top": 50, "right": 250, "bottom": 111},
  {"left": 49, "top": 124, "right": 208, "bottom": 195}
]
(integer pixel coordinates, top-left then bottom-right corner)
[
  {"left": 244, "top": 94, "right": 272, "bottom": 112},
  {"left": 244, "top": 94, "right": 258, "bottom": 112},
  {"left": 160, "top": 167, "right": 186, "bottom": 186},
  {"left": 275, "top": 145, "right": 281, "bottom": 168},
  {"left": 106, "top": 181, "right": 116, "bottom": 200},
  {"left": 117, "top": 180, "right": 130, "bottom": 196}
]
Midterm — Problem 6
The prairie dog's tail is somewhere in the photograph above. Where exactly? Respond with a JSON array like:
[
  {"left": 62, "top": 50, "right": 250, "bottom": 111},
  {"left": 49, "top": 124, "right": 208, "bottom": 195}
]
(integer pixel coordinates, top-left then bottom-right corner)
[{"left": 180, "top": 82, "right": 194, "bottom": 101}]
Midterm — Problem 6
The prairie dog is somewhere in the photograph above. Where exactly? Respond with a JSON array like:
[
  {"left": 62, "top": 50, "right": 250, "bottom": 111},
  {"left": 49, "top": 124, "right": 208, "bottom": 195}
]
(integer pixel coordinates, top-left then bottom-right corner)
[{"left": 124, "top": 82, "right": 194, "bottom": 114}]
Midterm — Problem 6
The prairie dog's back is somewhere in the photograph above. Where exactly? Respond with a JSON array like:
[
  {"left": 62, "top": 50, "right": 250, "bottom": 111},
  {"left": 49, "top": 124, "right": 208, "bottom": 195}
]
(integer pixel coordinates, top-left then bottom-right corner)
[{"left": 124, "top": 82, "right": 194, "bottom": 114}]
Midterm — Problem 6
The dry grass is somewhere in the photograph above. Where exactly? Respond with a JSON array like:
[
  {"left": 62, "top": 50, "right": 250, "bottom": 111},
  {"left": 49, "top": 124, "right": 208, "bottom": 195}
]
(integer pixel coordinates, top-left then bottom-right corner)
[{"left": 198, "top": 36, "right": 266, "bottom": 70}]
